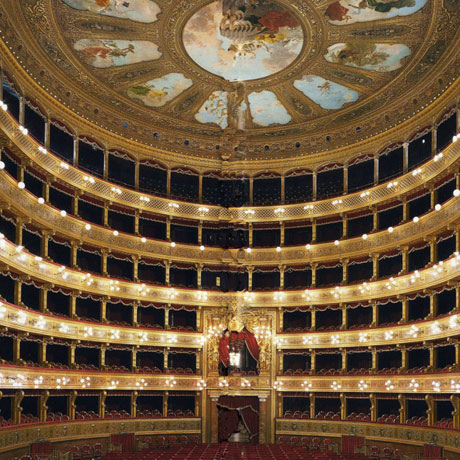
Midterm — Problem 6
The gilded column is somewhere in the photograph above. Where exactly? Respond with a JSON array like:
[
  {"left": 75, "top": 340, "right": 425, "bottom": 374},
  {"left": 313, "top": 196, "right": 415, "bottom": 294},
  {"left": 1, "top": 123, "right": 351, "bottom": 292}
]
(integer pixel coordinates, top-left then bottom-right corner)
[
  {"left": 165, "top": 305, "right": 170, "bottom": 329},
  {"left": 429, "top": 343, "right": 437, "bottom": 370},
  {"left": 280, "top": 222, "right": 285, "bottom": 246},
  {"left": 100, "top": 391, "right": 107, "bottom": 419},
  {"left": 248, "top": 266, "right": 254, "bottom": 291},
  {"left": 39, "top": 340, "right": 47, "bottom": 366},
  {"left": 259, "top": 396, "right": 268, "bottom": 444},
  {"left": 342, "top": 259, "right": 348, "bottom": 285},
  {"left": 133, "top": 255, "right": 139, "bottom": 282},
  {"left": 13, "top": 390, "right": 24, "bottom": 425},
  {"left": 41, "top": 230, "right": 50, "bottom": 259},
  {"left": 371, "top": 348, "right": 378, "bottom": 374},
  {"left": 341, "top": 350, "right": 347, "bottom": 374},
  {"left": 401, "top": 298, "right": 409, "bottom": 323},
  {"left": 341, "top": 305, "right": 347, "bottom": 330},
  {"left": 281, "top": 174, "right": 285, "bottom": 204},
  {"left": 70, "top": 241, "right": 78, "bottom": 269},
  {"left": 426, "top": 394, "right": 434, "bottom": 427},
  {"left": 340, "top": 393, "right": 346, "bottom": 420},
  {"left": 430, "top": 238, "right": 438, "bottom": 264},
  {"left": 249, "top": 177, "right": 254, "bottom": 206},
  {"left": 432, "top": 127, "right": 437, "bottom": 155},
  {"left": 19, "top": 96, "right": 25, "bottom": 125},
  {"left": 401, "top": 246, "right": 409, "bottom": 273},
  {"left": 72, "top": 191, "right": 79, "bottom": 217},
  {"left": 132, "top": 347, "right": 137, "bottom": 371},
  {"left": 311, "top": 349, "right": 316, "bottom": 373},
  {"left": 44, "top": 119, "right": 50, "bottom": 149},
  {"left": 70, "top": 343, "right": 76, "bottom": 368},
  {"left": 248, "top": 223, "right": 253, "bottom": 247},
  {"left": 100, "top": 345, "right": 106, "bottom": 369},
  {"left": 311, "top": 308, "right": 316, "bottom": 331},
  {"left": 163, "top": 392, "right": 169, "bottom": 417},
  {"left": 197, "top": 264, "right": 203, "bottom": 289},
  {"left": 403, "top": 142, "right": 409, "bottom": 173},
  {"left": 210, "top": 396, "right": 219, "bottom": 443},
  {"left": 372, "top": 206, "right": 378, "bottom": 232},
  {"left": 164, "top": 348, "right": 169, "bottom": 372},
  {"left": 311, "top": 219, "right": 316, "bottom": 242},
  {"left": 430, "top": 292, "right": 438, "bottom": 319},
  {"left": 70, "top": 295, "right": 77, "bottom": 318},
  {"left": 134, "top": 210, "right": 140, "bottom": 235},
  {"left": 342, "top": 214, "right": 348, "bottom": 238},
  {"left": 372, "top": 302, "right": 378, "bottom": 326},
  {"left": 167, "top": 169, "right": 171, "bottom": 198},
  {"left": 103, "top": 204, "right": 109, "bottom": 227},
  {"left": 135, "top": 161, "right": 140, "bottom": 191},
  {"left": 73, "top": 136, "right": 79, "bottom": 167},
  {"left": 39, "top": 287, "right": 48, "bottom": 314},
  {"left": 451, "top": 395, "right": 460, "bottom": 429},
  {"left": 373, "top": 157, "right": 379, "bottom": 185},
  {"left": 103, "top": 150, "right": 109, "bottom": 180},
  {"left": 15, "top": 218, "right": 24, "bottom": 246},
  {"left": 101, "top": 249, "right": 108, "bottom": 276},
  {"left": 198, "top": 222, "right": 203, "bottom": 245},
  {"left": 370, "top": 394, "right": 377, "bottom": 422},
  {"left": 131, "top": 391, "right": 138, "bottom": 418},
  {"left": 14, "top": 279, "right": 22, "bottom": 306},
  {"left": 402, "top": 198, "right": 408, "bottom": 222},
  {"left": 312, "top": 171, "right": 317, "bottom": 200},
  {"left": 199, "top": 173, "right": 203, "bottom": 202},
  {"left": 309, "top": 393, "right": 315, "bottom": 419},
  {"left": 12, "top": 336, "right": 21, "bottom": 364},
  {"left": 69, "top": 391, "right": 77, "bottom": 420},
  {"left": 101, "top": 297, "right": 107, "bottom": 323},
  {"left": 400, "top": 345, "right": 407, "bottom": 372},
  {"left": 398, "top": 394, "right": 406, "bottom": 424},
  {"left": 372, "top": 254, "right": 379, "bottom": 280},
  {"left": 40, "top": 390, "right": 49, "bottom": 423},
  {"left": 132, "top": 303, "right": 139, "bottom": 327},
  {"left": 311, "top": 263, "right": 317, "bottom": 288}
]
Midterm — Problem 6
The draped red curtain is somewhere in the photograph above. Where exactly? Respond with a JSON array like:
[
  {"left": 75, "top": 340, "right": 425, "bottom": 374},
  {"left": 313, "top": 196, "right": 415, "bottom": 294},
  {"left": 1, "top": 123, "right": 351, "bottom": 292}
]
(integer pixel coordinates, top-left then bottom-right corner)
[
  {"left": 218, "top": 407, "right": 239, "bottom": 442},
  {"left": 242, "top": 329, "right": 259, "bottom": 363},
  {"left": 111, "top": 433, "right": 135, "bottom": 452},
  {"left": 218, "top": 329, "right": 259, "bottom": 367},
  {"left": 219, "top": 334, "right": 230, "bottom": 367},
  {"left": 218, "top": 396, "right": 259, "bottom": 443}
]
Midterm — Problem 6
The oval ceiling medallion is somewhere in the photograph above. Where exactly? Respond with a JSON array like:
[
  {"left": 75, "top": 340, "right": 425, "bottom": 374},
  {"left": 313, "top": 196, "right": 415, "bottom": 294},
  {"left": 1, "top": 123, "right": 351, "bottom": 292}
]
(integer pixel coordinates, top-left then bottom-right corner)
[{"left": 183, "top": 0, "right": 304, "bottom": 82}]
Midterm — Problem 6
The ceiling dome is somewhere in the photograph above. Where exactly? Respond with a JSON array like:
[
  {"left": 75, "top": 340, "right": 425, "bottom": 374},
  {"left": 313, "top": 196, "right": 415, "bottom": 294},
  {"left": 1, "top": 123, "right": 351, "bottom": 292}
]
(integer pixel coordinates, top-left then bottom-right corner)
[{"left": 1, "top": 0, "right": 459, "bottom": 165}]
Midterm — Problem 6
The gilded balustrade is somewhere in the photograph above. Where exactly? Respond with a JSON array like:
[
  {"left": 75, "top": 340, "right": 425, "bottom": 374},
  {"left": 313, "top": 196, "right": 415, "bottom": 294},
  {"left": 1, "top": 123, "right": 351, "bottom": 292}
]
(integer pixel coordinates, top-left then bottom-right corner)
[{"left": 1, "top": 169, "right": 460, "bottom": 266}]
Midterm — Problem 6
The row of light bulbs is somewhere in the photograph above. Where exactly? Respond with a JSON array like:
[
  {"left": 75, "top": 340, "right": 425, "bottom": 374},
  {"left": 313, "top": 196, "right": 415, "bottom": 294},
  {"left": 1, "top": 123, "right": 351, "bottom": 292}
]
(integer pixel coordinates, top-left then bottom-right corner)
[
  {"left": 5, "top": 109, "right": 458, "bottom": 228},
  {"left": 5, "top": 159, "right": 460, "bottom": 259}
]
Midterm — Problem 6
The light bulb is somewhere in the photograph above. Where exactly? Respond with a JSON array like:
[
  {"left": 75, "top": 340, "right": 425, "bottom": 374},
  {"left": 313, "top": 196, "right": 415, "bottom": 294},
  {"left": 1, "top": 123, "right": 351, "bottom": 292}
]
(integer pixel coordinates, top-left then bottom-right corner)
[
  {"left": 38, "top": 197, "right": 45, "bottom": 204},
  {"left": 60, "top": 210, "right": 67, "bottom": 217},
  {"left": 18, "top": 181, "right": 25, "bottom": 189}
]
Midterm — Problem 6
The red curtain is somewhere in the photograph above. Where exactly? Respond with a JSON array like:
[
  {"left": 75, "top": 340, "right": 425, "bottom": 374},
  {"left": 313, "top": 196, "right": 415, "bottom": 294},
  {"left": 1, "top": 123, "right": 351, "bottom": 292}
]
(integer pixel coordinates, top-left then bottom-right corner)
[
  {"left": 218, "top": 408, "right": 239, "bottom": 442},
  {"left": 218, "top": 335, "right": 230, "bottom": 367},
  {"left": 218, "top": 329, "right": 259, "bottom": 367},
  {"left": 242, "top": 329, "right": 259, "bottom": 363},
  {"left": 111, "top": 433, "right": 135, "bottom": 452},
  {"left": 424, "top": 445, "right": 442, "bottom": 459},
  {"left": 218, "top": 396, "right": 259, "bottom": 443},
  {"left": 341, "top": 435, "right": 364, "bottom": 454}
]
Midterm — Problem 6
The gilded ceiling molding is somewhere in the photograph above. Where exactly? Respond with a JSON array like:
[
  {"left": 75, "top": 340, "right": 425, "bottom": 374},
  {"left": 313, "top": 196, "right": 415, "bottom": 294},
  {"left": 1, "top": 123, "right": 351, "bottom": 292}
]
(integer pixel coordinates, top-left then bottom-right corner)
[{"left": 0, "top": 0, "right": 459, "bottom": 168}]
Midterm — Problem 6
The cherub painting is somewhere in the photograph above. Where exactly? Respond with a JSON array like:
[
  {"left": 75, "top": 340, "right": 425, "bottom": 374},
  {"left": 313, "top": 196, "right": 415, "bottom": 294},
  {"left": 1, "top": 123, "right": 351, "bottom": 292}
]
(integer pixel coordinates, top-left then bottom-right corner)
[
  {"left": 324, "top": 43, "right": 411, "bottom": 72},
  {"left": 325, "top": 0, "right": 428, "bottom": 24},
  {"left": 294, "top": 75, "right": 359, "bottom": 110},
  {"left": 74, "top": 39, "right": 161, "bottom": 68},
  {"left": 60, "top": 0, "right": 160, "bottom": 23},
  {"left": 127, "top": 73, "right": 193, "bottom": 107}
]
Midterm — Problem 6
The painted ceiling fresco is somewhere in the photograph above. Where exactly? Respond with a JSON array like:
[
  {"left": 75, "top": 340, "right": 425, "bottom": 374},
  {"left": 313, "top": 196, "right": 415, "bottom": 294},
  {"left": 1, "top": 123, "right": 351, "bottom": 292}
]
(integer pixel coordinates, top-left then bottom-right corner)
[
  {"left": 183, "top": 1, "right": 304, "bottom": 82},
  {"left": 2, "top": 0, "right": 458, "bottom": 158}
]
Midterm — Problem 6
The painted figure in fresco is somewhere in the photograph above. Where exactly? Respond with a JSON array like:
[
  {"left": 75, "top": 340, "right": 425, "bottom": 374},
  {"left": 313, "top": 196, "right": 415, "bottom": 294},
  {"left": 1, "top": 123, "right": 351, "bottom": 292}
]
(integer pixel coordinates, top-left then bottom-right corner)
[
  {"left": 219, "top": 0, "right": 300, "bottom": 56},
  {"left": 61, "top": 0, "right": 160, "bottom": 23},
  {"left": 227, "top": 82, "right": 248, "bottom": 130},
  {"left": 326, "top": 0, "right": 426, "bottom": 22}
]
